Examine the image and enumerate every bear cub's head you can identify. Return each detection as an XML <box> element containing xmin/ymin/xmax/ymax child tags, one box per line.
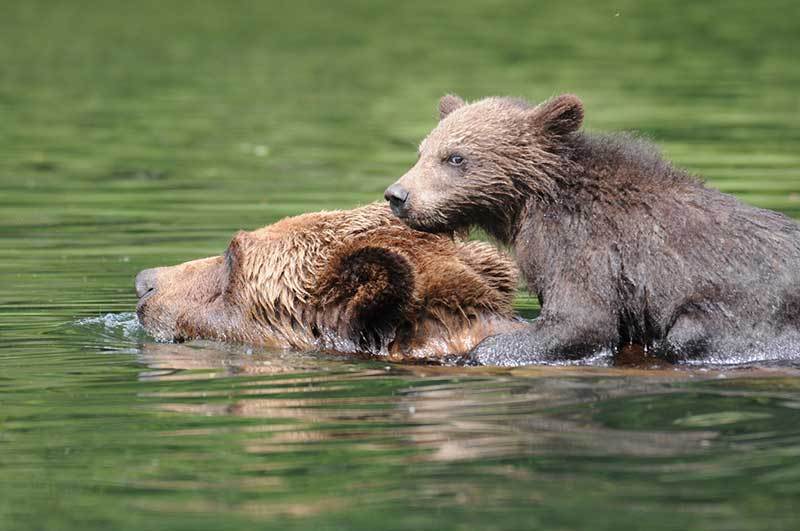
<box><xmin>385</xmin><ymin>93</ymin><xmax>584</xmax><ymax>241</ymax></box>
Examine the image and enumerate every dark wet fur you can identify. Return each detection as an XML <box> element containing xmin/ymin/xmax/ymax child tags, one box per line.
<box><xmin>494</xmin><ymin>130</ymin><xmax>800</xmax><ymax>365</ymax></box>
<box><xmin>391</xmin><ymin>95</ymin><xmax>800</xmax><ymax>366</ymax></box>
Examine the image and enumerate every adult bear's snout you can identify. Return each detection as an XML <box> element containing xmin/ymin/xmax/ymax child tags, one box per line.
<box><xmin>384</xmin><ymin>183</ymin><xmax>409</xmax><ymax>216</ymax></box>
<box><xmin>135</xmin><ymin>268</ymin><xmax>160</xmax><ymax>299</ymax></box>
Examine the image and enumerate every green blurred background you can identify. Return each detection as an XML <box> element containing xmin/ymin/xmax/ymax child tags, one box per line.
<box><xmin>3</xmin><ymin>0</ymin><xmax>798</xmax><ymax>236</ymax></box>
<box><xmin>1</xmin><ymin>1</ymin><xmax>799</xmax><ymax>530</ymax></box>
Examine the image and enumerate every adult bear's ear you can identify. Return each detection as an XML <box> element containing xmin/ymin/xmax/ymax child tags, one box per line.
<box><xmin>315</xmin><ymin>244</ymin><xmax>416</xmax><ymax>352</ymax></box>
<box><xmin>529</xmin><ymin>94</ymin><xmax>584</xmax><ymax>136</ymax></box>
<box><xmin>439</xmin><ymin>94</ymin><xmax>465</xmax><ymax>120</ymax></box>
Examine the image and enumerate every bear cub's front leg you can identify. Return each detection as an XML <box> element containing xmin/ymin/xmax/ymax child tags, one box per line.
<box><xmin>469</xmin><ymin>306</ymin><xmax>619</xmax><ymax>366</ymax></box>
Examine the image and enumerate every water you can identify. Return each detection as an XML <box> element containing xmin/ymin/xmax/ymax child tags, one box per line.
<box><xmin>2</xmin><ymin>0</ymin><xmax>799</xmax><ymax>529</ymax></box>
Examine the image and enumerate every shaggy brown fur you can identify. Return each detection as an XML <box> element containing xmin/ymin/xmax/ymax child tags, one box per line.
<box><xmin>385</xmin><ymin>94</ymin><xmax>800</xmax><ymax>366</ymax></box>
<box><xmin>135</xmin><ymin>203</ymin><xmax>522</xmax><ymax>361</ymax></box>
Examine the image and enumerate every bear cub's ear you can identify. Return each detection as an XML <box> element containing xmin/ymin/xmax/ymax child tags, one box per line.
<box><xmin>529</xmin><ymin>94</ymin><xmax>584</xmax><ymax>136</ymax></box>
<box><xmin>439</xmin><ymin>94</ymin><xmax>465</xmax><ymax>120</ymax></box>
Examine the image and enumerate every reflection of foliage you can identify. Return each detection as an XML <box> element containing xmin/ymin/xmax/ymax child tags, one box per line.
<box><xmin>583</xmin><ymin>390</ymin><xmax>800</xmax><ymax>436</ymax></box>
<box><xmin>2</xmin><ymin>0</ymin><xmax>800</xmax><ymax>529</ymax></box>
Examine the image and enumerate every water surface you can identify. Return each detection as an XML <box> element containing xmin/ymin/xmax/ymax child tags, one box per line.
<box><xmin>2</xmin><ymin>1</ymin><xmax>800</xmax><ymax>529</ymax></box>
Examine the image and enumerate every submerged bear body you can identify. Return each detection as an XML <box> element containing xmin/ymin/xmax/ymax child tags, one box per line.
<box><xmin>135</xmin><ymin>203</ymin><xmax>522</xmax><ymax>361</ymax></box>
<box><xmin>385</xmin><ymin>94</ymin><xmax>800</xmax><ymax>365</ymax></box>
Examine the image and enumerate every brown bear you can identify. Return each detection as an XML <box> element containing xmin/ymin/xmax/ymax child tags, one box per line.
<box><xmin>384</xmin><ymin>94</ymin><xmax>800</xmax><ymax>366</ymax></box>
<box><xmin>134</xmin><ymin>203</ymin><xmax>522</xmax><ymax>361</ymax></box>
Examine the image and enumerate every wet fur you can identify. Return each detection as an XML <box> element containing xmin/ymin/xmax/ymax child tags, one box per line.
<box><xmin>136</xmin><ymin>203</ymin><xmax>522</xmax><ymax>361</ymax></box>
<box><xmin>388</xmin><ymin>94</ymin><xmax>800</xmax><ymax>365</ymax></box>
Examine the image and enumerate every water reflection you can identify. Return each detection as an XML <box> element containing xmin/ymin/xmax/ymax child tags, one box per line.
<box><xmin>3</xmin><ymin>0</ymin><xmax>799</xmax><ymax>526</ymax></box>
<box><xmin>136</xmin><ymin>341</ymin><xmax>800</xmax><ymax>466</ymax></box>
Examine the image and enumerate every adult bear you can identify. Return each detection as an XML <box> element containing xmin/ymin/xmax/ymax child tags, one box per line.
<box><xmin>135</xmin><ymin>203</ymin><xmax>522</xmax><ymax>361</ymax></box>
<box><xmin>385</xmin><ymin>94</ymin><xmax>800</xmax><ymax>366</ymax></box>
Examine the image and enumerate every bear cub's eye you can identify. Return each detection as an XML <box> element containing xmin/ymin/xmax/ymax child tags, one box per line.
<box><xmin>446</xmin><ymin>154</ymin><xmax>465</xmax><ymax>167</ymax></box>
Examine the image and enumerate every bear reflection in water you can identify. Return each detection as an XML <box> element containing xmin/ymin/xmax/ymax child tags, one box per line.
<box><xmin>135</xmin><ymin>203</ymin><xmax>524</xmax><ymax>362</ymax></box>
<box><xmin>138</xmin><ymin>342</ymin><xmax>732</xmax><ymax>462</ymax></box>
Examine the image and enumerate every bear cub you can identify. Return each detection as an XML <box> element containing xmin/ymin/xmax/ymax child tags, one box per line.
<box><xmin>385</xmin><ymin>94</ymin><xmax>800</xmax><ymax>366</ymax></box>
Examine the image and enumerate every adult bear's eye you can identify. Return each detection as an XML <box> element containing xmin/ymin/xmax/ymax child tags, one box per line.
<box><xmin>446</xmin><ymin>154</ymin><xmax>465</xmax><ymax>166</ymax></box>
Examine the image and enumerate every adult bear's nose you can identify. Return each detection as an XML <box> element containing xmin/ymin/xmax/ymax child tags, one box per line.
<box><xmin>384</xmin><ymin>183</ymin><xmax>409</xmax><ymax>215</ymax></box>
<box><xmin>135</xmin><ymin>268</ymin><xmax>159</xmax><ymax>298</ymax></box>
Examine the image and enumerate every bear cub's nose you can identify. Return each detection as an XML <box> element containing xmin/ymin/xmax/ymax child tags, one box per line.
<box><xmin>135</xmin><ymin>268</ymin><xmax>159</xmax><ymax>299</ymax></box>
<box><xmin>384</xmin><ymin>184</ymin><xmax>410</xmax><ymax>215</ymax></box>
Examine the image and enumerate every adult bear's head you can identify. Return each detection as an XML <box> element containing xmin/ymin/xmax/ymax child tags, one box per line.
<box><xmin>135</xmin><ymin>203</ymin><xmax>521</xmax><ymax>360</ymax></box>
<box><xmin>384</xmin><ymin>94</ymin><xmax>584</xmax><ymax>242</ymax></box>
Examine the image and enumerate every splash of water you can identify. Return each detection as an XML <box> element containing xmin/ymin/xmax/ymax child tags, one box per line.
<box><xmin>75</xmin><ymin>312</ymin><xmax>148</xmax><ymax>341</ymax></box>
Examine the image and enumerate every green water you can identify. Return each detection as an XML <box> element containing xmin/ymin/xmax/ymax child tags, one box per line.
<box><xmin>2</xmin><ymin>1</ymin><xmax>800</xmax><ymax>529</ymax></box>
